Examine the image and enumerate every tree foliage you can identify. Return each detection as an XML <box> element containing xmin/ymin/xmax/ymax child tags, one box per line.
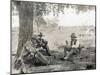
<box><xmin>12</xmin><ymin>1</ymin><xmax>95</xmax><ymax>17</ymax></box>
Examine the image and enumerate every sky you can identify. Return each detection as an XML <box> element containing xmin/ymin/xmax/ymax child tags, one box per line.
<box><xmin>44</xmin><ymin>7</ymin><xmax>95</xmax><ymax>27</ymax></box>
<box><xmin>12</xmin><ymin>5</ymin><xmax>95</xmax><ymax>27</ymax></box>
<box><xmin>58</xmin><ymin>7</ymin><xmax>95</xmax><ymax>26</ymax></box>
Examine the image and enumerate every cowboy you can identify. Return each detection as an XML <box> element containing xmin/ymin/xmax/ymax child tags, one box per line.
<box><xmin>22</xmin><ymin>34</ymin><xmax>49</xmax><ymax>64</ymax></box>
<box><xmin>36</xmin><ymin>32</ymin><xmax>51</xmax><ymax>56</ymax></box>
<box><xmin>64</xmin><ymin>33</ymin><xmax>80</xmax><ymax>60</ymax></box>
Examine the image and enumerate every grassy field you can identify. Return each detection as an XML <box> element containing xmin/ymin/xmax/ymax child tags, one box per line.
<box><xmin>11</xmin><ymin>26</ymin><xmax>96</xmax><ymax>74</ymax></box>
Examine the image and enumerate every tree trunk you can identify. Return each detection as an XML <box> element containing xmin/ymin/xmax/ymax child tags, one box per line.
<box><xmin>16</xmin><ymin>2</ymin><xmax>33</xmax><ymax>57</ymax></box>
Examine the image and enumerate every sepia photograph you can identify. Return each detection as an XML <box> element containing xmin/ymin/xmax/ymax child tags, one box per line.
<box><xmin>11</xmin><ymin>0</ymin><xmax>96</xmax><ymax>74</ymax></box>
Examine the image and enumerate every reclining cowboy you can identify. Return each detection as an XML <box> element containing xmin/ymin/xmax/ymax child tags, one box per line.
<box><xmin>14</xmin><ymin>34</ymin><xmax>49</xmax><ymax>73</ymax></box>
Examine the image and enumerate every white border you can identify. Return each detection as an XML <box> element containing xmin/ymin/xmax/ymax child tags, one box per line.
<box><xmin>0</xmin><ymin>0</ymin><xmax>100</xmax><ymax>75</ymax></box>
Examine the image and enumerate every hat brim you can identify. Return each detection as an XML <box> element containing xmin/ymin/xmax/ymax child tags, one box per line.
<box><xmin>71</xmin><ymin>36</ymin><xmax>77</xmax><ymax>38</ymax></box>
<box><xmin>38</xmin><ymin>35</ymin><xmax>44</xmax><ymax>36</ymax></box>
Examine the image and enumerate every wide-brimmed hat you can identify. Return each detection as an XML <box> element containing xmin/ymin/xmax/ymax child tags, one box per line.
<box><xmin>38</xmin><ymin>32</ymin><xmax>44</xmax><ymax>37</ymax></box>
<box><xmin>71</xmin><ymin>33</ymin><xmax>77</xmax><ymax>38</ymax></box>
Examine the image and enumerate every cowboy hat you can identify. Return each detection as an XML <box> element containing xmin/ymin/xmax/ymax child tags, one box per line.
<box><xmin>71</xmin><ymin>33</ymin><xmax>77</xmax><ymax>38</ymax></box>
<box><xmin>38</xmin><ymin>32</ymin><xmax>44</xmax><ymax>37</ymax></box>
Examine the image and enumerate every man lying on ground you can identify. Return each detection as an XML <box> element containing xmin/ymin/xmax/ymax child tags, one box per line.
<box><xmin>14</xmin><ymin>34</ymin><xmax>49</xmax><ymax>73</ymax></box>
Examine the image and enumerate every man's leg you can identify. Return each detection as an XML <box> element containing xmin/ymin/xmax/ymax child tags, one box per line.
<box><xmin>35</xmin><ymin>51</ymin><xmax>49</xmax><ymax>65</ymax></box>
<box><xmin>64</xmin><ymin>47</ymin><xmax>67</xmax><ymax>57</ymax></box>
<box><xmin>64</xmin><ymin>48</ymin><xmax>74</xmax><ymax>60</ymax></box>
<box><xmin>44</xmin><ymin>45</ymin><xmax>51</xmax><ymax>56</ymax></box>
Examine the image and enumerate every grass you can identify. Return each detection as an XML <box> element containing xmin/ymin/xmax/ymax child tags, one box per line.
<box><xmin>11</xmin><ymin>26</ymin><xmax>96</xmax><ymax>74</ymax></box>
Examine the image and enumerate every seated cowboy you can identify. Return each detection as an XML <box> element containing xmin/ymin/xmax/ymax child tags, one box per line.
<box><xmin>64</xmin><ymin>33</ymin><xmax>80</xmax><ymax>60</ymax></box>
<box><xmin>36</xmin><ymin>32</ymin><xmax>51</xmax><ymax>56</ymax></box>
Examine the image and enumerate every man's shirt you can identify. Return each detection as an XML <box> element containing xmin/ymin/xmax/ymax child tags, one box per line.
<box><xmin>71</xmin><ymin>40</ymin><xmax>80</xmax><ymax>48</ymax></box>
